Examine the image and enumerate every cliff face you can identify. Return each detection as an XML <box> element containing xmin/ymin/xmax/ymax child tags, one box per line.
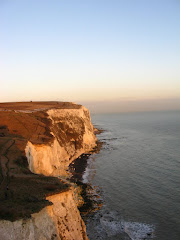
<box><xmin>0</xmin><ymin>102</ymin><xmax>97</xmax><ymax>240</ymax></box>
<box><xmin>25</xmin><ymin>106</ymin><xmax>97</xmax><ymax>177</ymax></box>
<box><xmin>0</xmin><ymin>189</ymin><xmax>88</xmax><ymax>240</ymax></box>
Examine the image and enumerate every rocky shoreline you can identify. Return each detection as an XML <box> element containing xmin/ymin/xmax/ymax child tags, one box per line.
<box><xmin>69</xmin><ymin>140</ymin><xmax>103</xmax><ymax>216</ymax></box>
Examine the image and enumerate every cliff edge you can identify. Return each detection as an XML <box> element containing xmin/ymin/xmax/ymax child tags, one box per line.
<box><xmin>0</xmin><ymin>102</ymin><xmax>97</xmax><ymax>240</ymax></box>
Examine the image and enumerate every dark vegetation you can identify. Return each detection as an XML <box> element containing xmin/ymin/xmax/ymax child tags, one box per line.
<box><xmin>0</xmin><ymin>176</ymin><xmax>69</xmax><ymax>221</ymax></box>
<box><xmin>53</xmin><ymin>116</ymin><xmax>85</xmax><ymax>151</ymax></box>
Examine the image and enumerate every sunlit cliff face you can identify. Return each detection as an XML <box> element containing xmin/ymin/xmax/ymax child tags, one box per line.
<box><xmin>0</xmin><ymin>189</ymin><xmax>88</xmax><ymax>240</ymax></box>
<box><xmin>25</xmin><ymin>107</ymin><xmax>97</xmax><ymax>177</ymax></box>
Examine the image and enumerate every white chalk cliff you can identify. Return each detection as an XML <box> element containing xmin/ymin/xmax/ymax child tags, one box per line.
<box><xmin>0</xmin><ymin>104</ymin><xmax>97</xmax><ymax>240</ymax></box>
<box><xmin>25</xmin><ymin>106</ymin><xmax>97</xmax><ymax>177</ymax></box>
<box><xmin>0</xmin><ymin>189</ymin><xmax>88</xmax><ymax>240</ymax></box>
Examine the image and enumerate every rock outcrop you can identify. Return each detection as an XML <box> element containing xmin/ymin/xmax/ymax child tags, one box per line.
<box><xmin>25</xmin><ymin>106</ymin><xmax>97</xmax><ymax>177</ymax></box>
<box><xmin>0</xmin><ymin>102</ymin><xmax>97</xmax><ymax>240</ymax></box>
<box><xmin>0</xmin><ymin>189</ymin><xmax>88</xmax><ymax>240</ymax></box>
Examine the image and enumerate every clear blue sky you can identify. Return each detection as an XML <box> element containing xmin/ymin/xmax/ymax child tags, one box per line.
<box><xmin>0</xmin><ymin>0</ymin><xmax>180</xmax><ymax>111</ymax></box>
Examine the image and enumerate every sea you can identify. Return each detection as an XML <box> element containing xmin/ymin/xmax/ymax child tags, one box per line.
<box><xmin>82</xmin><ymin>110</ymin><xmax>180</xmax><ymax>240</ymax></box>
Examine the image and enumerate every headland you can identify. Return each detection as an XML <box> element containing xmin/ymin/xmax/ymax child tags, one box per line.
<box><xmin>0</xmin><ymin>101</ymin><xmax>98</xmax><ymax>240</ymax></box>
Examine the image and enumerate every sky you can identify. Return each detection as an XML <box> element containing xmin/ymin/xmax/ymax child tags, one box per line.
<box><xmin>0</xmin><ymin>0</ymin><xmax>180</xmax><ymax>112</ymax></box>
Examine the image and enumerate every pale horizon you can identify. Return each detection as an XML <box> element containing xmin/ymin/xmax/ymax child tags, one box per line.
<box><xmin>80</xmin><ymin>98</ymin><xmax>180</xmax><ymax>114</ymax></box>
<box><xmin>0</xmin><ymin>98</ymin><xmax>180</xmax><ymax>114</ymax></box>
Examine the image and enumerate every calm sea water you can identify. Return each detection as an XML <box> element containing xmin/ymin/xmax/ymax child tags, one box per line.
<box><xmin>83</xmin><ymin>111</ymin><xmax>180</xmax><ymax>240</ymax></box>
